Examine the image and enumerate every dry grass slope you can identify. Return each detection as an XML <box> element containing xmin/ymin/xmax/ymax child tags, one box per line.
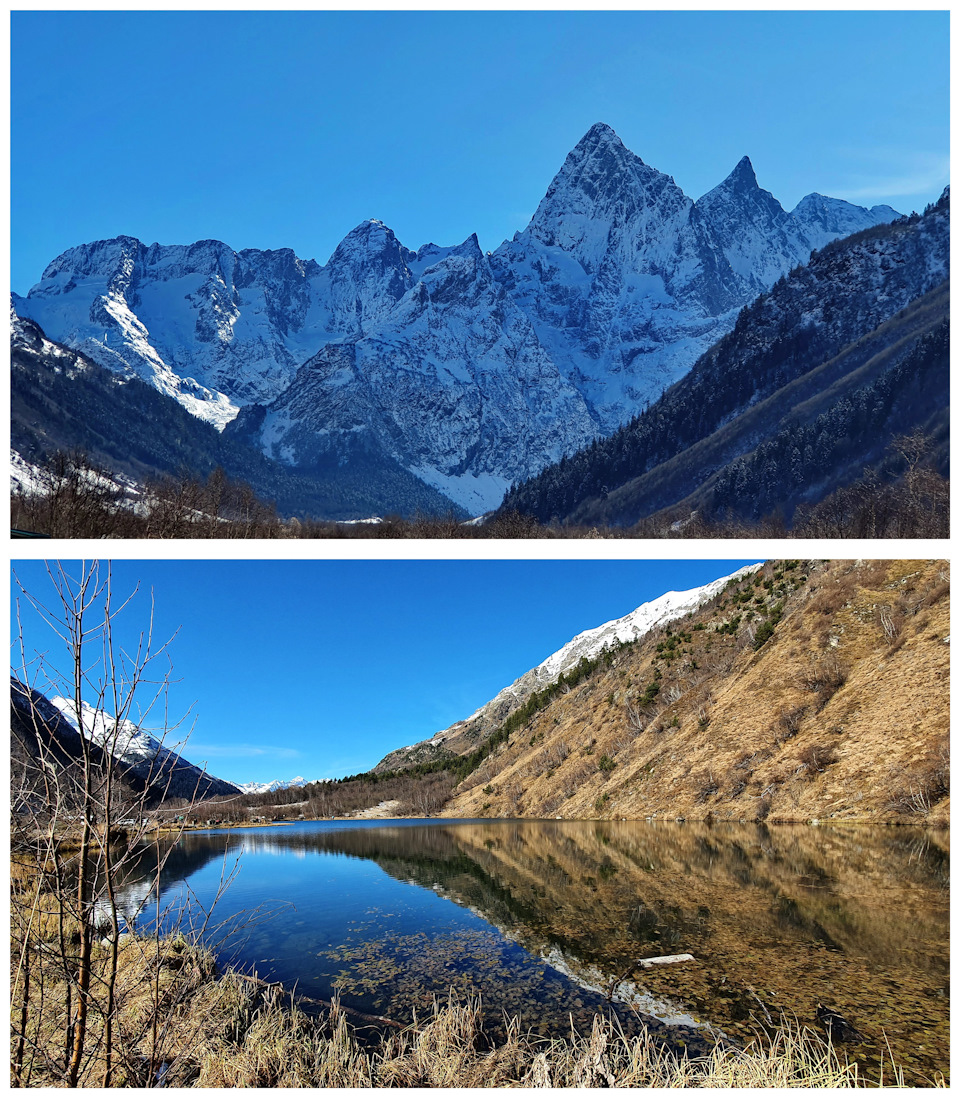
<box><xmin>442</xmin><ymin>560</ymin><xmax>949</xmax><ymax>825</ymax></box>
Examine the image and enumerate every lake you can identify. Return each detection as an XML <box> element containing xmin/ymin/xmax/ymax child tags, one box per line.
<box><xmin>119</xmin><ymin>819</ymin><xmax>948</xmax><ymax>1085</ymax></box>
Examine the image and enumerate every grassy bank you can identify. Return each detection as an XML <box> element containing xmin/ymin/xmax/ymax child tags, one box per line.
<box><xmin>11</xmin><ymin>879</ymin><xmax>937</xmax><ymax>1088</ymax></box>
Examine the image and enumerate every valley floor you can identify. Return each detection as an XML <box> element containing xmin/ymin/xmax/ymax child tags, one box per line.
<box><xmin>10</xmin><ymin>450</ymin><xmax>948</xmax><ymax>539</ymax></box>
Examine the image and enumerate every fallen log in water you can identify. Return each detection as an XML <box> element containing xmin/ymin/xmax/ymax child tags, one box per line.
<box><xmin>637</xmin><ymin>953</ymin><xmax>695</xmax><ymax>968</ymax></box>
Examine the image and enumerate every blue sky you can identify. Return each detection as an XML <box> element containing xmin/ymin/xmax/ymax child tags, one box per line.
<box><xmin>11</xmin><ymin>558</ymin><xmax>758</xmax><ymax>785</ymax></box>
<box><xmin>11</xmin><ymin>10</ymin><xmax>948</xmax><ymax>294</ymax></box>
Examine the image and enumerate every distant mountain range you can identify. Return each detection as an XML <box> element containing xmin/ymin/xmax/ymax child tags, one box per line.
<box><xmin>11</xmin><ymin>123</ymin><xmax>903</xmax><ymax>517</ymax></box>
<box><xmin>237</xmin><ymin>776</ymin><xmax>318</xmax><ymax>795</ymax></box>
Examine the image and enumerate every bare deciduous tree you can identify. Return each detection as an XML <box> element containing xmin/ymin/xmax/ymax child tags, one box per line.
<box><xmin>10</xmin><ymin>561</ymin><xmax>229</xmax><ymax>1086</ymax></box>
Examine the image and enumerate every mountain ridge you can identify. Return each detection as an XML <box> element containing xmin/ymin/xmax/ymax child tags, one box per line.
<box><xmin>374</xmin><ymin>563</ymin><xmax>761</xmax><ymax>773</ymax></box>
<box><xmin>432</xmin><ymin>559</ymin><xmax>949</xmax><ymax>826</ymax></box>
<box><xmin>13</xmin><ymin>123</ymin><xmax>901</xmax><ymax>513</ymax></box>
<box><xmin>10</xmin><ymin>678</ymin><xmax>240</xmax><ymax>805</ymax></box>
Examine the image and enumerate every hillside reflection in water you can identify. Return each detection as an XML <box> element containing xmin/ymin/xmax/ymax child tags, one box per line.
<box><xmin>129</xmin><ymin>819</ymin><xmax>947</xmax><ymax>1084</ymax></box>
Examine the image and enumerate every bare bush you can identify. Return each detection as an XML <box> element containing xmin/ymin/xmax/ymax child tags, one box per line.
<box><xmin>544</xmin><ymin>741</ymin><xmax>570</xmax><ymax>770</ymax></box>
<box><xmin>886</xmin><ymin>740</ymin><xmax>949</xmax><ymax>816</ymax></box>
<box><xmin>796</xmin><ymin>742</ymin><xmax>840</xmax><ymax>778</ymax></box>
<box><xmin>625</xmin><ymin>702</ymin><xmax>645</xmax><ymax>734</ymax></box>
<box><xmin>694</xmin><ymin>772</ymin><xmax>720</xmax><ymax>804</ymax></box>
<box><xmin>796</xmin><ymin>657</ymin><xmax>847</xmax><ymax>711</ymax></box>
<box><xmin>776</xmin><ymin>705</ymin><xmax>807</xmax><ymax>742</ymax></box>
<box><xmin>10</xmin><ymin>562</ymin><xmax>228</xmax><ymax>1086</ymax></box>
<box><xmin>877</xmin><ymin>603</ymin><xmax>904</xmax><ymax>643</ymax></box>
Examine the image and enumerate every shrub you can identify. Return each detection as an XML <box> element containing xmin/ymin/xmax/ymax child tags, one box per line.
<box><xmin>777</xmin><ymin>705</ymin><xmax>807</xmax><ymax>741</ymax></box>
<box><xmin>886</xmin><ymin>740</ymin><xmax>949</xmax><ymax>814</ymax></box>
<box><xmin>639</xmin><ymin>681</ymin><xmax>661</xmax><ymax>707</ymax></box>
<box><xmin>694</xmin><ymin>774</ymin><xmax>720</xmax><ymax>804</ymax></box>
<box><xmin>753</xmin><ymin>602</ymin><xmax>784</xmax><ymax>650</ymax></box>
<box><xmin>797</xmin><ymin>742</ymin><xmax>839</xmax><ymax>777</ymax></box>
<box><xmin>797</xmin><ymin>658</ymin><xmax>847</xmax><ymax>710</ymax></box>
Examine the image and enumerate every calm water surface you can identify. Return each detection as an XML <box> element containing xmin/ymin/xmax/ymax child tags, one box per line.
<box><xmin>122</xmin><ymin>819</ymin><xmax>947</xmax><ymax>1084</ymax></box>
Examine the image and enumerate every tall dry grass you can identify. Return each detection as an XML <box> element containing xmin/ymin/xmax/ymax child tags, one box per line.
<box><xmin>12</xmin><ymin>897</ymin><xmax>940</xmax><ymax>1089</ymax></box>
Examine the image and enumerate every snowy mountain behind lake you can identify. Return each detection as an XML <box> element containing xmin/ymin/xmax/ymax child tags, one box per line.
<box><xmin>13</xmin><ymin>124</ymin><xmax>899</xmax><ymax>513</ymax></box>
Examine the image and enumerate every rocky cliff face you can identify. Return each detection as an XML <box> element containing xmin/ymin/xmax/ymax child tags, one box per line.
<box><xmin>245</xmin><ymin>235</ymin><xmax>598</xmax><ymax>511</ymax></box>
<box><xmin>501</xmin><ymin>189</ymin><xmax>949</xmax><ymax>527</ymax></box>
<box><xmin>13</xmin><ymin>124</ymin><xmax>900</xmax><ymax>512</ymax></box>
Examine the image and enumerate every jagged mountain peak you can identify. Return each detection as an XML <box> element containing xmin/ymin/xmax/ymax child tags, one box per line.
<box><xmin>722</xmin><ymin>155</ymin><xmax>758</xmax><ymax>190</ymax></box>
<box><xmin>696</xmin><ymin>157</ymin><xmax>782</xmax><ymax>215</ymax></box>
<box><xmin>414</xmin><ymin>233</ymin><xmax>483</xmax><ymax>269</ymax></box>
<box><xmin>572</xmin><ymin>121</ymin><xmax>626</xmax><ymax>153</ymax></box>
<box><xmin>522</xmin><ymin>124</ymin><xmax>692</xmax><ymax>280</ymax></box>
<box><xmin>330</xmin><ymin>218</ymin><xmax>410</xmax><ymax>260</ymax></box>
<box><xmin>545</xmin><ymin>122</ymin><xmax>671</xmax><ymax>204</ymax></box>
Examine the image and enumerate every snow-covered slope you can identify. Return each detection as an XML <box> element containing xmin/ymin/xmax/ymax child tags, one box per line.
<box><xmin>375</xmin><ymin>563</ymin><xmax>761</xmax><ymax>771</ymax></box>
<box><xmin>48</xmin><ymin>696</ymin><xmax>240</xmax><ymax>798</ymax></box>
<box><xmin>534</xmin><ymin>564</ymin><xmax>761</xmax><ymax>681</ymax></box>
<box><xmin>14</xmin><ymin>124</ymin><xmax>900</xmax><ymax>513</ymax></box>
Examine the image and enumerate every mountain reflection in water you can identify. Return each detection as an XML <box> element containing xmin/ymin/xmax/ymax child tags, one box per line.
<box><xmin>124</xmin><ymin>819</ymin><xmax>947</xmax><ymax>1084</ymax></box>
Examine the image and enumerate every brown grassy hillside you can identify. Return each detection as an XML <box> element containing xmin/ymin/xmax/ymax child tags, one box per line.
<box><xmin>442</xmin><ymin>560</ymin><xmax>949</xmax><ymax>825</ymax></box>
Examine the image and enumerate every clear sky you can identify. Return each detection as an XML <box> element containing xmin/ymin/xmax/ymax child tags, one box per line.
<box><xmin>11</xmin><ymin>10</ymin><xmax>948</xmax><ymax>294</ymax></box>
<box><xmin>11</xmin><ymin>558</ymin><xmax>758</xmax><ymax>786</ymax></box>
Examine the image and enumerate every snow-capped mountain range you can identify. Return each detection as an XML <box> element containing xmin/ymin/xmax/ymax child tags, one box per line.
<box><xmin>237</xmin><ymin>776</ymin><xmax>319</xmax><ymax>795</ymax></box>
<box><xmin>13</xmin><ymin>123</ymin><xmax>899</xmax><ymax>512</ymax></box>
<box><xmin>501</xmin><ymin>187</ymin><xmax>950</xmax><ymax>527</ymax></box>
<box><xmin>376</xmin><ymin>563</ymin><xmax>761</xmax><ymax>771</ymax></box>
